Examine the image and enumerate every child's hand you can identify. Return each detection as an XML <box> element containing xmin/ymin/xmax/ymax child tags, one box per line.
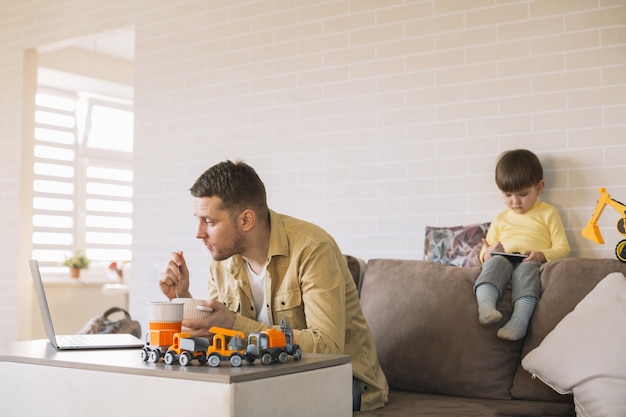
<box><xmin>483</xmin><ymin>239</ymin><xmax>504</xmax><ymax>253</ymax></box>
<box><xmin>482</xmin><ymin>239</ymin><xmax>504</xmax><ymax>261</ymax></box>
<box><xmin>523</xmin><ymin>250</ymin><xmax>546</xmax><ymax>263</ymax></box>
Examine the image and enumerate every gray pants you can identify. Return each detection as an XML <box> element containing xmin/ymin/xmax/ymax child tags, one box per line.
<box><xmin>473</xmin><ymin>255</ymin><xmax>541</xmax><ymax>302</ymax></box>
<box><xmin>353</xmin><ymin>377</ymin><xmax>362</xmax><ymax>411</ymax></box>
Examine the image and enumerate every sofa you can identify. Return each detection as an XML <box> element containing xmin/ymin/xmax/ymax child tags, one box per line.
<box><xmin>348</xmin><ymin>256</ymin><xmax>626</xmax><ymax>417</ymax></box>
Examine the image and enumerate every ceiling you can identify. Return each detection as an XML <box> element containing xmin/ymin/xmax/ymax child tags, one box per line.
<box><xmin>39</xmin><ymin>27</ymin><xmax>134</xmax><ymax>62</ymax></box>
<box><xmin>36</xmin><ymin>27</ymin><xmax>134</xmax><ymax>99</ymax></box>
<box><xmin>71</xmin><ymin>29</ymin><xmax>134</xmax><ymax>62</ymax></box>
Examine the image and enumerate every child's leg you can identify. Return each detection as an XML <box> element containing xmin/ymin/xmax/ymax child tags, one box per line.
<box><xmin>497</xmin><ymin>296</ymin><xmax>536</xmax><ymax>340</ymax></box>
<box><xmin>474</xmin><ymin>256</ymin><xmax>513</xmax><ymax>325</ymax></box>
<box><xmin>497</xmin><ymin>261</ymin><xmax>541</xmax><ymax>341</ymax></box>
<box><xmin>476</xmin><ymin>283</ymin><xmax>502</xmax><ymax>325</ymax></box>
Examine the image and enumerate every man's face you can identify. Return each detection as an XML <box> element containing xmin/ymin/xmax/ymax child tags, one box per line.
<box><xmin>193</xmin><ymin>196</ymin><xmax>244</xmax><ymax>261</ymax></box>
<box><xmin>500</xmin><ymin>180</ymin><xmax>544</xmax><ymax>214</ymax></box>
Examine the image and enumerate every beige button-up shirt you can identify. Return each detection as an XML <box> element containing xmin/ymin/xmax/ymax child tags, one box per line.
<box><xmin>206</xmin><ymin>210</ymin><xmax>388</xmax><ymax>410</ymax></box>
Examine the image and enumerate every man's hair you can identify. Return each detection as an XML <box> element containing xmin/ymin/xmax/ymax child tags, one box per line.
<box><xmin>189</xmin><ymin>160</ymin><xmax>269</xmax><ymax>220</ymax></box>
<box><xmin>495</xmin><ymin>149</ymin><xmax>543</xmax><ymax>192</ymax></box>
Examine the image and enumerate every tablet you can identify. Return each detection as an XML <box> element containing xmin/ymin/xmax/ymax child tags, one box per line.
<box><xmin>491</xmin><ymin>252</ymin><xmax>528</xmax><ymax>261</ymax></box>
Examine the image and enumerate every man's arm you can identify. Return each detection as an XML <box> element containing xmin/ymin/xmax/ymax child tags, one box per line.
<box><xmin>292</xmin><ymin>242</ymin><xmax>347</xmax><ymax>354</ymax></box>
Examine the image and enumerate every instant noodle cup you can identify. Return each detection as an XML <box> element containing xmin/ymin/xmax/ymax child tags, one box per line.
<box><xmin>172</xmin><ymin>298</ymin><xmax>213</xmax><ymax>320</ymax></box>
<box><xmin>148</xmin><ymin>301</ymin><xmax>183</xmax><ymax>322</ymax></box>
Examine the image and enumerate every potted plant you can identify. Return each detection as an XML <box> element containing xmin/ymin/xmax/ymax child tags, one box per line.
<box><xmin>62</xmin><ymin>250</ymin><xmax>90</xmax><ymax>278</ymax></box>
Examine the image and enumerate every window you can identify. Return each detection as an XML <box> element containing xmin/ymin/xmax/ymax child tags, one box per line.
<box><xmin>32</xmin><ymin>87</ymin><xmax>133</xmax><ymax>275</ymax></box>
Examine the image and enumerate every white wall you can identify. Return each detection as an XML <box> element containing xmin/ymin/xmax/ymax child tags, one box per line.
<box><xmin>2</xmin><ymin>0</ymin><xmax>625</xmax><ymax>342</ymax></box>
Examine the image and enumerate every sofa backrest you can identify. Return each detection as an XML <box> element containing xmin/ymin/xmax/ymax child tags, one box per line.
<box><xmin>359</xmin><ymin>256</ymin><xmax>626</xmax><ymax>403</ymax></box>
<box><xmin>359</xmin><ymin>258</ymin><xmax>522</xmax><ymax>400</ymax></box>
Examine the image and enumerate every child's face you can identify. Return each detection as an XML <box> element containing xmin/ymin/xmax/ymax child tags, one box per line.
<box><xmin>500</xmin><ymin>180</ymin><xmax>545</xmax><ymax>214</ymax></box>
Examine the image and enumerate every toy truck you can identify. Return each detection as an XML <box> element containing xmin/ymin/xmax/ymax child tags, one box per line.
<box><xmin>164</xmin><ymin>327</ymin><xmax>246</xmax><ymax>367</ymax></box>
<box><xmin>245</xmin><ymin>319</ymin><xmax>302</xmax><ymax>365</ymax></box>
<box><xmin>582</xmin><ymin>187</ymin><xmax>626</xmax><ymax>262</ymax></box>
<box><xmin>163</xmin><ymin>333</ymin><xmax>209</xmax><ymax>366</ymax></box>
<box><xmin>141</xmin><ymin>301</ymin><xmax>185</xmax><ymax>363</ymax></box>
<box><xmin>205</xmin><ymin>327</ymin><xmax>246</xmax><ymax>367</ymax></box>
<box><xmin>140</xmin><ymin>320</ymin><xmax>182</xmax><ymax>363</ymax></box>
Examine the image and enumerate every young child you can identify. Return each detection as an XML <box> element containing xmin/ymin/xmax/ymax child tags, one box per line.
<box><xmin>475</xmin><ymin>149</ymin><xmax>570</xmax><ymax>341</ymax></box>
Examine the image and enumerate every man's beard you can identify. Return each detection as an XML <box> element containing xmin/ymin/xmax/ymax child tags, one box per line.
<box><xmin>210</xmin><ymin>230</ymin><xmax>245</xmax><ymax>261</ymax></box>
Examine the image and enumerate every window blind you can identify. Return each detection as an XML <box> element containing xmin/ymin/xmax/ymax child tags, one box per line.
<box><xmin>32</xmin><ymin>87</ymin><xmax>133</xmax><ymax>275</ymax></box>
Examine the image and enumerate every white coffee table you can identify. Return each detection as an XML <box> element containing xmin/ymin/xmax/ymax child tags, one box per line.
<box><xmin>0</xmin><ymin>339</ymin><xmax>352</xmax><ymax>417</ymax></box>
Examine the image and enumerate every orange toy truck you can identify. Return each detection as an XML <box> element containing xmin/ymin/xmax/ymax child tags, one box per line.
<box><xmin>140</xmin><ymin>320</ymin><xmax>182</xmax><ymax>363</ymax></box>
<box><xmin>163</xmin><ymin>333</ymin><xmax>210</xmax><ymax>366</ymax></box>
<box><xmin>245</xmin><ymin>319</ymin><xmax>302</xmax><ymax>365</ymax></box>
<box><xmin>140</xmin><ymin>301</ymin><xmax>184</xmax><ymax>363</ymax></box>
<box><xmin>168</xmin><ymin>327</ymin><xmax>246</xmax><ymax>367</ymax></box>
<box><xmin>205</xmin><ymin>327</ymin><xmax>246</xmax><ymax>367</ymax></box>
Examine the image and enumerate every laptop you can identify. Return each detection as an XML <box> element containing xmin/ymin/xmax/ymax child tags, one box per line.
<box><xmin>29</xmin><ymin>259</ymin><xmax>145</xmax><ymax>350</ymax></box>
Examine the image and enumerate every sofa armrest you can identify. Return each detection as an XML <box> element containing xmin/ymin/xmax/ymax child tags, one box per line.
<box><xmin>344</xmin><ymin>254</ymin><xmax>366</xmax><ymax>295</ymax></box>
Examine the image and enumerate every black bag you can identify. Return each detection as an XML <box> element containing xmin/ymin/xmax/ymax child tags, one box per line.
<box><xmin>78</xmin><ymin>307</ymin><xmax>141</xmax><ymax>338</ymax></box>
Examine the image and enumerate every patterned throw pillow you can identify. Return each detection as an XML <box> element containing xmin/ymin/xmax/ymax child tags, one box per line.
<box><xmin>424</xmin><ymin>223</ymin><xmax>490</xmax><ymax>267</ymax></box>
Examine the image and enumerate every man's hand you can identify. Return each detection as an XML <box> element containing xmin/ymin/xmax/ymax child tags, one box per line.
<box><xmin>158</xmin><ymin>251</ymin><xmax>192</xmax><ymax>300</ymax></box>
<box><xmin>181</xmin><ymin>300</ymin><xmax>237</xmax><ymax>338</ymax></box>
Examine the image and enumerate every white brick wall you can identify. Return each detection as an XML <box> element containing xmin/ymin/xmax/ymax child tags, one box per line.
<box><xmin>1</xmin><ymin>0</ymin><xmax>625</xmax><ymax>341</ymax></box>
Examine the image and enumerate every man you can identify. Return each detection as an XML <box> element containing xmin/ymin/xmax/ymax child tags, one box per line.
<box><xmin>159</xmin><ymin>160</ymin><xmax>388</xmax><ymax>411</ymax></box>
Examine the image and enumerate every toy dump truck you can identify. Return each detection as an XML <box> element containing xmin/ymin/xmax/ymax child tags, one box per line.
<box><xmin>163</xmin><ymin>333</ymin><xmax>210</xmax><ymax>366</ymax></box>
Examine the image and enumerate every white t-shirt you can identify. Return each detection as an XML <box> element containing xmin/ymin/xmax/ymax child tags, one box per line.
<box><xmin>245</xmin><ymin>261</ymin><xmax>270</xmax><ymax>325</ymax></box>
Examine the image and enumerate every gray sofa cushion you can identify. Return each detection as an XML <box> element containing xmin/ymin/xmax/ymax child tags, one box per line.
<box><xmin>355</xmin><ymin>391</ymin><xmax>574</xmax><ymax>416</ymax></box>
<box><xmin>360</xmin><ymin>259</ymin><xmax>523</xmax><ymax>400</ymax></box>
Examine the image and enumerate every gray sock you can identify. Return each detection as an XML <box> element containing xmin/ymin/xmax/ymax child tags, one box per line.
<box><xmin>497</xmin><ymin>296</ymin><xmax>537</xmax><ymax>341</ymax></box>
<box><xmin>475</xmin><ymin>284</ymin><xmax>502</xmax><ymax>325</ymax></box>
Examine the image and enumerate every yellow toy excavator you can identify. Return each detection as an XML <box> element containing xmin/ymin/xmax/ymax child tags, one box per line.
<box><xmin>581</xmin><ymin>187</ymin><xmax>626</xmax><ymax>263</ymax></box>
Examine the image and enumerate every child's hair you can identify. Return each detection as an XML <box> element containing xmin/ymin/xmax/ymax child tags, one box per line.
<box><xmin>495</xmin><ymin>149</ymin><xmax>543</xmax><ymax>192</ymax></box>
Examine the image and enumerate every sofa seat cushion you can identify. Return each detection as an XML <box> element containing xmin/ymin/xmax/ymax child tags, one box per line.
<box><xmin>511</xmin><ymin>258</ymin><xmax>626</xmax><ymax>402</ymax></box>
<box><xmin>353</xmin><ymin>390</ymin><xmax>574</xmax><ymax>417</ymax></box>
<box><xmin>360</xmin><ymin>259</ymin><xmax>522</xmax><ymax>400</ymax></box>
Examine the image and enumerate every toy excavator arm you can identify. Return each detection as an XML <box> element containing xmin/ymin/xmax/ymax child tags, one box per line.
<box><xmin>582</xmin><ymin>188</ymin><xmax>626</xmax><ymax>244</ymax></box>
